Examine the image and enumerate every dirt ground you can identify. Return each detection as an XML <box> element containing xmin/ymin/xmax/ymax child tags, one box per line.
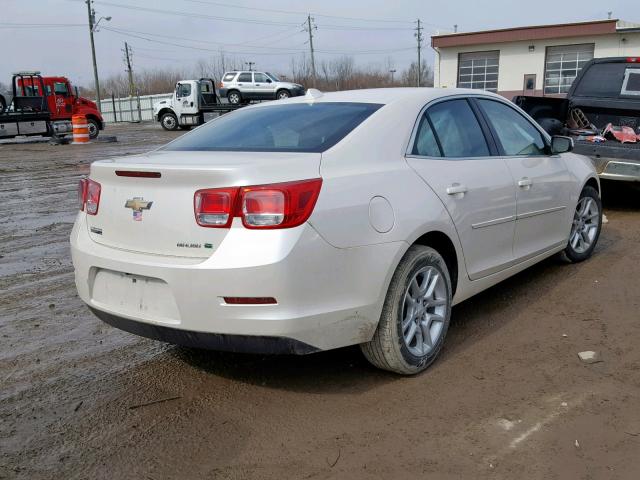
<box><xmin>1</xmin><ymin>122</ymin><xmax>640</xmax><ymax>480</ymax></box>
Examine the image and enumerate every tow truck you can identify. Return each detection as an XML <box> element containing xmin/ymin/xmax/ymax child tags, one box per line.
<box><xmin>0</xmin><ymin>72</ymin><xmax>104</xmax><ymax>140</ymax></box>
<box><xmin>153</xmin><ymin>78</ymin><xmax>244</xmax><ymax>131</ymax></box>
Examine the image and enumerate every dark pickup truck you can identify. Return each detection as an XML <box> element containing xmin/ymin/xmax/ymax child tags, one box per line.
<box><xmin>514</xmin><ymin>57</ymin><xmax>640</xmax><ymax>182</ymax></box>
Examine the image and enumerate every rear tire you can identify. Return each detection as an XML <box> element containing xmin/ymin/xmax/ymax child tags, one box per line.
<box><xmin>227</xmin><ymin>91</ymin><xmax>242</xmax><ymax>105</ymax></box>
<box><xmin>361</xmin><ymin>245</ymin><xmax>452</xmax><ymax>375</ymax></box>
<box><xmin>160</xmin><ymin>112</ymin><xmax>179</xmax><ymax>131</ymax></box>
<box><xmin>564</xmin><ymin>185</ymin><xmax>602</xmax><ymax>263</ymax></box>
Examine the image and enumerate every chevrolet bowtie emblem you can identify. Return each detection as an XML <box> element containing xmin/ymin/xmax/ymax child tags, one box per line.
<box><xmin>125</xmin><ymin>197</ymin><xmax>153</xmax><ymax>221</ymax></box>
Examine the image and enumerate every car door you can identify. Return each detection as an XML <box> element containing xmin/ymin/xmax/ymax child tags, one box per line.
<box><xmin>252</xmin><ymin>72</ymin><xmax>273</xmax><ymax>100</ymax></box>
<box><xmin>406</xmin><ymin>98</ymin><xmax>517</xmax><ymax>281</ymax></box>
<box><xmin>475</xmin><ymin>98</ymin><xmax>573</xmax><ymax>261</ymax></box>
<box><xmin>236</xmin><ymin>72</ymin><xmax>254</xmax><ymax>98</ymax></box>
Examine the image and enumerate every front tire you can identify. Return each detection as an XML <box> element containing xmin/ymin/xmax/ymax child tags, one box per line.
<box><xmin>276</xmin><ymin>89</ymin><xmax>291</xmax><ymax>100</ymax></box>
<box><xmin>160</xmin><ymin>112</ymin><xmax>178</xmax><ymax>131</ymax></box>
<box><xmin>361</xmin><ymin>245</ymin><xmax>452</xmax><ymax>375</ymax></box>
<box><xmin>564</xmin><ymin>185</ymin><xmax>602</xmax><ymax>262</ymax></box>
<box><xmin>87</xmin><ymin>118</ymin><xmax>100</xmax><ymax>139</ymax></box>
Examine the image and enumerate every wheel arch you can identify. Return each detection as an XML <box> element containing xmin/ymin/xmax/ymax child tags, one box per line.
<box><xmin>157</xmin><ymin>107</ymin><xmax>176</xmax><ymax>121</ymax></box>
<box><xmin>411</xmin><ymin>231</ymin><xmax>459</xmax><ymax>296</ymax></box>
<box><xmin>85</xmin><ymin>113</ymin><xmax>103</xmax><ymax>130</ymax></box>
<box><xmin>276</xmin><ymin>88</ymin><xmax>291</xmax><ymax>96</ymax></box>
<box><xmin>584</xmin><ymin>176</ymin><xmax>600</xmax><ymax>194</ymax></box>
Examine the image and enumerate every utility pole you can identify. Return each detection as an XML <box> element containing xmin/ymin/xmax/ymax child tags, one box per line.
<box><xmin>306</xmin><ymin>15</ymin><xmax>317</xmax><ymax>86</ymax></box>
<box><xmin>123</xmin><ymin>42</ymin><xmax>135</xmax><ymax>97</ymax></box>
<box><xmin>245</xmin><ymin>61</ymin><xmax>255</xmax><ymax>71</ymax></box>
<box><xmin>415</xmin><ymin>19</ymin><xmax>424</xmax><ymax>87</ymax></box>
<box><xmin>86</xmin><ymin>0</ymin><xmax>101</xmax><ymax>111</ymax></box>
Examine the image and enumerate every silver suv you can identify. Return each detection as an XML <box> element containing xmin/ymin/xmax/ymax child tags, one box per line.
<box><xmin>218</xmin><ymin>71</ymin><xmax>305</xmax><ymax>104</ymax></box>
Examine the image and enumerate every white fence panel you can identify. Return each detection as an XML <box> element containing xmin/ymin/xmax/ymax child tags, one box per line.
<box><xmin>99</xmin><ymin>93</ymin><xmax>173</xmax><ymax>123</ymax></box>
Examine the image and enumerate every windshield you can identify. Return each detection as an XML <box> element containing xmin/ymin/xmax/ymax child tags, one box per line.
<box><xmin>266</xmin><ymin>72</ymin><xmax>280</xmax><ymax>82</ymax></box>
<box><xmin>163</xmin><ymin>102</ymin><xmax>382</xmax><ymax>153</ymax></box>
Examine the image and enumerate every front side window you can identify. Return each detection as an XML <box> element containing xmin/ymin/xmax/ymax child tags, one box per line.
<box><xmin>457</xmin><ymin>51</ymin><xmax>499</xmax><ymax>92</ymax></box>
<box><xmin>426</xmin><ymin>99</ymin><xmax>490</xmax><ymax>158</ymax></box>
<box><xmin>237</xmin><ymin>72</ymin><xmax>252</xmax><ymax>82</ymax></box>
<box><xmin>477</xmin><ymin>99</ymin><xmax>546</xmax><ymax>156</ymax></box>
<box><xmin>544</xmin><ymin>44</ymin><xmax>594</xmax><ymax>95</ymax></box>
<box><xmin>254</xmin><ymin>73</ymin><xmax>269</xmax><ymax>83</ymax></box>
<box><xmin>54</xmin><ymin>82</ymin><xmax>68</xmax><ymax>95</ymax></box>
<box><xmin>177</xmin><ymin>83</ymin><xmax>191</xmax><ymax>97</ymax></box>
<box><xmin>163</xmin><ymin>102</ymin><xmax>382</xmax><ymax>153</ymax></box>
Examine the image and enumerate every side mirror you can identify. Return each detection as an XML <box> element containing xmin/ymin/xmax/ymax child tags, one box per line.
<box><xmin>551</xmin><ymin>135</ymin><xmax>573</xmax><ymax>154</ymax></box>
<box><xmin>266</xmin><ymin>79</ymin><xmax>272</xmax><ymax>83</ymax></box>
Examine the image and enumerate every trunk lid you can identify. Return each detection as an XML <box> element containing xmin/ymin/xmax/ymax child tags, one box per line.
<box><xmin>86</xmin><ymin>151</ymin><xmax>321</xmax><ymax>257</ymax></box>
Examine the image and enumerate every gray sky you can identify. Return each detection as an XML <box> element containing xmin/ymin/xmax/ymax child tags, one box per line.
<box><xmin>1</xmin><ymin>0</ymin><xmax>636</xmax><ymax>89</ymax></box>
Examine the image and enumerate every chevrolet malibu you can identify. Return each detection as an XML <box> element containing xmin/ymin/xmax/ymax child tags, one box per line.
<box><xmin>71</xmin><ymin>88</ymin><xmax>602</xmax><ymax>374</ymax></box>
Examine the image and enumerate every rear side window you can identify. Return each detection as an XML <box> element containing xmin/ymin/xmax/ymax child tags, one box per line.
<box><xmin>622</xmin><ymin>68</ymin><xmax>640</xmax><ymax>96</ymax></box>
<box><xmin>412</xmin><ymin>115</ymin><xmax>441</xmax><ymax>157</ymax></box>
<box><xmin>477</xmin><ymin>99</ymin><xmax>546</xmax><ymax>156</ymax></box>
<box><xmin>163</xmin><ymin>102</ymin><xmax>382</xmax><ymax>153</ymax></box>
<box><xmin>426</xmin><ymin>99</ymin><xmax>490</xmax><ymax>157</ymax></box>
<box><xmin>223</xmin><ymin>73</ymin><xmax>236</xmax><ymax>82</ymax></box>
<box><xmin>237</xmin><ymin>72</ymin><xmax>252</xmax><ymax>82</ymax></box>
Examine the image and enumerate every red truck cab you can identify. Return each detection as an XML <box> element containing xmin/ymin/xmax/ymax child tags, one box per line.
<box><xmin>16</xmin><ymin>76</ymin><xmax>104</xmax><ymax>138</ymax></box>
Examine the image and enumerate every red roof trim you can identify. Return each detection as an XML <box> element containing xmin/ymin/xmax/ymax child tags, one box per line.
<box><xmin>432</xmin><ymin>19</ymin><xmax>618</xmax><ymax>48</ymax></box>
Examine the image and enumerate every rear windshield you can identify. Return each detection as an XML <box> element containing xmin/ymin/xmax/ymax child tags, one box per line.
<box><xmin>163</xmin><ymin>102</ymin><xmax>382</xmax><ymax>153</ymax></box>
<box><xmin>573</xmin><ymin>63</ymin><xmax>627</xmax><ymax>98</ymax></box>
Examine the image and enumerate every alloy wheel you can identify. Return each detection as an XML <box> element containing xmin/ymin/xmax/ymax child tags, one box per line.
<box><xmin>570</xmin><ymin>197</ymin><xmax>599</xmax><ymax>254</ymax></box>
<box><xmin>401</xmin><ymin>266</ymin><xmax>447</xmax><ymax>356</ymax></box>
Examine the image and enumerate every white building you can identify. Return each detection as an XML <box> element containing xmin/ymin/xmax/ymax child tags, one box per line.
<box><xmin>432</xmin><ymin>19</ymin><xmax>640</xmax><ymax>98</ymax></box>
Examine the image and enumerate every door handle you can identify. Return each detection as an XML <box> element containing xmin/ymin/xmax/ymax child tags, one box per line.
<box><xmin>446</xmin><ymin>184</ymin><xmax>468</xmax><ymax>195</ymax></box>
<box><xmin>518</xmin><ymin>177</ymin><xmax>533</xmax><ymax>188</ymax></box>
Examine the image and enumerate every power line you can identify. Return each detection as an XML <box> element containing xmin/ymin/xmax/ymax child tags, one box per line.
<box><xmin>182</xmin><ymin>0</ymin><xmax>415</xmax><ymax>24</ymax></box>
<box><xmin>101</xmin><ymin>26</ymin><xmax>414</xmax><ymax>57</ymax></box>
<box><xmin>94</xmin><ymin>1</ymin><xmax>302</xmax><ymax>27</ymax></box>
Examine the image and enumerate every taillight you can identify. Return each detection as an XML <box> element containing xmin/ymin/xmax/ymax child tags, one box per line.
<box><xmin>194</xmin><ymin>187</ymin><xmax>238</xmax><ymax>227</ymax></box>
<box><xmin>78</xmin><ymin>178</ymin><xmax>88</xmax><ymax>211</ymax></box>
<box><xmin>193</xmin><ymin>179</ymin><xmax>322</xmax><ymax>229</ymax></box>
<box><xmin>240</xmin><ymin>179</ymin><xmax>322</xmax><ymax>229</ymax></box>
<box><xmin>628</xmin><ymin>57</ymin><xmax>639</xmax><ymax>63</ymax></box>
<box><xmin>78</xmin><ymin>178</ymin><xmax>101</xmax><ymax>215</ymax></box>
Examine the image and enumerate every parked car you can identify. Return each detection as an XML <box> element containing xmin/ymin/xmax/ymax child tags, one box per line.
<box><xmin>514</xmin><ymin>57</ymin><xmax>640</xmax><ymax>181</ymax></box>
<box><xmin>218</xmin><ymin>71</ymin><xmax>305</xmax><ymax>104</ymax></box>
<box><xmin>71</xmin><ymin>88</ymin><xmax>601</xmax><ymax>375</ymax></box>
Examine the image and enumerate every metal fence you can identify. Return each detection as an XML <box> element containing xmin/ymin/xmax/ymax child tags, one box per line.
<box><xmin>99</xmin><ymin>92</ymin><xmax>172</xmax><ymax>123</ymax></box>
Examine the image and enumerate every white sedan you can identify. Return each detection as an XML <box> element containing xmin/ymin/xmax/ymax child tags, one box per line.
<box><xmin>71</xmin><ymin>88</ymin><xmax>602</xmax><ymax>374</ymax></box>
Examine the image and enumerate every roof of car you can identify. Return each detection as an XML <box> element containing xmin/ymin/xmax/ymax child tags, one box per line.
<box><xmin>282</xmin><ymin>87</ymin><xmax>504</xmax><ymax>106</ymax></box>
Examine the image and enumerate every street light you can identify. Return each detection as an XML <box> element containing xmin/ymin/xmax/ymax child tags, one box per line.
<box><xmin>93</xmin><ymin>15</ymin><xmax>111</xmax><ymax>32</ymax></box>
<box><xmin>86</xmin><ymin>0</ymin><xmax>110</xmax><ymax>111</ymax></box>
<box><xmin>389</xmin><ymin>69</ymin><xmax>397</xmax><ymax>83</ymax></box>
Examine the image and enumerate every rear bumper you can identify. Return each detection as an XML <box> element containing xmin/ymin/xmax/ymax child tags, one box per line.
<box><xmin>91</xmin><ymin>307</ymin><xmax>319</xmax><ymax>354</ymax></box>
<box><xmin>598</xmin><ymin>160</ymin><xmax>640</xmax><ymax>182</ymax></box>
<box><xmin>71</xmin><ymin>213</ymin><xmax>403</xmax><ymax>352</ymax></box>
